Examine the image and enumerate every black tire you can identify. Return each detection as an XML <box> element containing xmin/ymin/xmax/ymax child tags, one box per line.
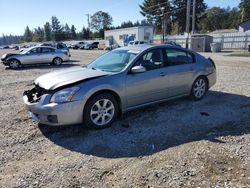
<box><xmin>83</xmin><ymin>93</ymin><xmax>118</xmax><ymax>129</ymax></box>
<box><xmin>190</xmin><ymin>76</ymin><xmax>208</xmax><ymax>100</ymax></box>
<box><xmin>8</xmin><ymin>59</ymin><xmax>20</xmax><ymax>69</ymax></box>
<box><xmin>52</xmin><ymin>57</ymin><xmax>62</xmax><ymax>66</ymax></box>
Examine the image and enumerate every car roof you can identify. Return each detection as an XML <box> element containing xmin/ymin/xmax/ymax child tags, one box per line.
<box><xmin>31</xmin><ymin>46</ymin><xmax>57</xmax><ymax>50</ymax></box>
<box><xmin>116</xmin><ymin>44</ymin><xmax>187</xmax><ymax>53</ymax></box>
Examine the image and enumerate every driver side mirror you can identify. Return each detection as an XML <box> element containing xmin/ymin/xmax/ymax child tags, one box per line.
<box><xmin>26</xmin><ymin>51</ymin><xmax>31</xmax><ymax>55</ymax></box>
<box><xmin>131</xmin><ymin>65</ymin><xmax>146</xmax><ymax>73</ymax></box>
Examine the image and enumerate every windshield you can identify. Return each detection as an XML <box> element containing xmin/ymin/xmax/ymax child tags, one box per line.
<box><xmin>87</xmin><ymin>50</ymin><xmax>137</xmax><ymax>72</ymax></box>
<box><xmin>20</xmin><ymin>47</ymin><xmax>33</xmax><ymax>54</ymax></box>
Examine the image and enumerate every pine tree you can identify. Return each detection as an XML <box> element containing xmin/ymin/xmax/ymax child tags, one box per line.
<box><xmin>44</xmin><ymin>22</ymin><xmax>52</xmax><ymax>41</ymax></box>
<box><xmin>64</xmin><ymin>23</ymin><xmax>71</xmax><ymax>40</ymax></box>
<box><xmin>51</xmin><ymin>16</ymin><xmax>63</xmax><ymax>41</ymax></box>
<box><xmin>23</xmin><ymin>26</ymin><xmax>33</xmax><ymax>42</ymax></box>
<box><xmin>139</xmin><ymin>0</ymin><xmax>171</xmax><ymax>34</ymax></box>
<box><xmin>171</xmin><ymin>0</ymin><xmax>207</xmax><ymax>34</ymax></box>
<box><xmin>32</xmin><ymin>27</ymin><xmax>44</xmax><ymax>42</ymax></box>
<box><xmin>240</xmin><ymin>0</ymin><xmax>250</xmax><ymax>22</ymax></box>
<box><xmin>70</xmin><ymin>25</ymin><xmax>77</xmax><ymax>40</ymax></box>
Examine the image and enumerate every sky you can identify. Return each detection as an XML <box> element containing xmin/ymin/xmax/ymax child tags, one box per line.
<box><xmin>0</xmin><ymin>0</ymin><xmax>241</xmax><ymax>35</ymax></box>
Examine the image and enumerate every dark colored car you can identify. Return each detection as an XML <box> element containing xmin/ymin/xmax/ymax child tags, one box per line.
<box><xmin>165</xmin><ymin>41</ymin><xmax>182</xmax><ymax>47</ymax></box>
<box><xmin>72</xmin><ymin>42</ymin><xmax>85</xmax><ymax>49</ymax></box>
<box><xmin>84</xmin><ymin>42</ymin><xmax>99</xmax><ymax>50</ymax></box>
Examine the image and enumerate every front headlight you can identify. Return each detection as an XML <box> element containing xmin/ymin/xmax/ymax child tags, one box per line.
<box><xmin>50</xmin><ymin>86</ymin><xmax>80</xmax><ymax>103</ymax></box>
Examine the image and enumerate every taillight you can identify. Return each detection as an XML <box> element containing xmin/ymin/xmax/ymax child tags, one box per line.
<box><xmin>208</xmin><ymin>57</ymin><xmax>216</xmax><ymax>69</ymax></box>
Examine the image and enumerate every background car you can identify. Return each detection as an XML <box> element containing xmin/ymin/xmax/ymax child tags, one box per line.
<box><xmin>72</xmin><ymin>41</ymin><xmax>85</xmax><ymax>49</ymax></box>
<box><xmin>165</xmin><ymin>41</ymin><xmax>182</xmax><ymax>47</ymax></box>
<box><xmin>128</xmin><ymin>40</ymin><xmax>148</xmax><ymax>46</ymax></box>
<box><xmin>23</xmin><ymin>45</ymin><xmax>216</xmax><ymax>129</ymax></box>
<box><xmin>83</xmin><ymin>42</ymin><xmax>99</xmax><ymax>50</ymax></box>
<box><xmin>1</xmin><ymin>46</ymin><xmax>70</xmax><ymax>69</ymax></box>
<box><xmin>38</xmin><ymin>42</ymin><xmax>69</xmax><ymax>52</ymax></box>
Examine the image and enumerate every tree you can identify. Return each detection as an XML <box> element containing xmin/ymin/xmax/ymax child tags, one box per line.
<box><xmin>79</xmin><ymin>27</ymin><xmax>90</xmax><ymax>39</ymax></box>
<box><xmin>228</xmin><ymin>7</ymin><xmax>240</xmax><ymax>29</ymax></box>
<box><xmin>198</xmin><ymin>7</ymin><xmax>240</xmax><ymax>32</ymax></box>
<box><xmin>63</xmin><ymin>23</ymin><xmax>71</xmax><ymax>40</ymax></box>
<box><xmin>44</xmin><ymin>22</ymin><xmax>52</xmax><ymax>41</ymax></box>
<box><xmin>120</xmin><ymin>21</ymin><xmax>134</xmax><ymax>28</ymax></box>
<box><xmin>0</xmin><ymin>34</ymin><xmax>22</xmax><ymax>45</ymax></box>
<box><xmin>51</xmin><ymin>16</ymin><xmax>63</xmax><ymax>41</ymax></box>
<box><xmin>23</xmin><ymin>26</ymin><xmax>33</xmax><ymax>42</ymax></box>
<box><xmin>171</xmin><ymin>0</ymin><xmax>207</xmax><ymax>34</ymax></box>
<box><xmin>139</xmin><ymin>0</ymin><xmax>171</xmax><ymax>34</ymax></box>
<box><xmin>70</xmin><ymin>25</ymin><xmax>77</xmax><ymax>40</ymax></box>
<box><xmin>90</xmin><ymin>11</ymin><xmax>113</xmax><ymax>38</ymax></box>
<box><xmin>32</xmin><ymin>27</ymin><xmax>44</xmax><ymax>42</ymax></box>
<box><xmin>239</xmin><ymin>0</ymin><xmax>250</xmax><ymax>22</ymax></box>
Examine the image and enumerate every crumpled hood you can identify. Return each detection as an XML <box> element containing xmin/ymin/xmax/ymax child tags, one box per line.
<box><xmin>35</xmin><ymin>66</ymin><xmax>110</xmax><ymax>90</ymax></box>
<box><xmin>1</xmin><ymin>53</ymin><xmax>19</xmax><ymax>60</ymax></box>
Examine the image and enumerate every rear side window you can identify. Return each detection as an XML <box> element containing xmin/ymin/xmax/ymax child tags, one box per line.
<box><xmin>42</xmin><ymin>47</ymin><xmax>54</xmax><ymax>53</ymax></box>
<box><xmin>165</xmin><ymin>48</ymin><xmax>195</xmax><ymax>66</ymax></box>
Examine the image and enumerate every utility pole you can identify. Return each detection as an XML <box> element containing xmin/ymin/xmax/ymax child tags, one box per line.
<box><xmin>161</xmin><ymin>7</ymin><xmax>165</xmax><ymax>44</ymax></box>
<box><xmin>85</xmin><ymin>14</ymin><xmax>90</xmax><ymax>39</ymax></box>
<box><xmin>191</xmin><ymin>0</ymin><xmax>196</xmax><ymax>34</ymax></box>
<box><xmin>185</xmin><ymin>0</ymin><xmax>191</xmax><ymax>48</ymax></box>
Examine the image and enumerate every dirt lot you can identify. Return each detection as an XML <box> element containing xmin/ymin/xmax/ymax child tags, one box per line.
<box><xmin>0</xmin><ymin>49</ymin><xmax>249</xmax><ymax>188</ymax></box>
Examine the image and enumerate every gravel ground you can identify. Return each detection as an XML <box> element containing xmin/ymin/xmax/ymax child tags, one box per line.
<box><xmin>0</xmin><ymin>49</ymin><xmax>249</xmax><ymax>188</ymax></box>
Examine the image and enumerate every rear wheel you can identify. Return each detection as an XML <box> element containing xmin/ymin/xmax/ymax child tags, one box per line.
<box><xmin>83</xmin><ymin>93</ymin><xmax>118</xmax><ymax>129</ymax></box>
<box><xmin>9</xmin><ymin>59</ymin><xmax>20</xmax><ymax>69</ymax></box>
<box><xmin>190</xmin><ymin>77</ymin><xmax>208</xmax><ymax>100</ymax></box>
<box><xmin>53</xmin><ymin>57</ymin><xmax>62</xmax><ymax>66</ymax></box>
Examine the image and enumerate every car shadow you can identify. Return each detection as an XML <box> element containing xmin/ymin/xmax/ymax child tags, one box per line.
<box><xmin>5</xmin><ymin>60</ymin><xmax>81</xmax><ymax>70</ymax></box>
<box><xmin>38</xmin><ymin>91</ymin><xmax>250</xmax><ymax>158</ymax></box>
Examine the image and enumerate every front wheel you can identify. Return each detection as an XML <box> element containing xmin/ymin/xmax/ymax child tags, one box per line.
<box><xmin>9</xmin><ymin>59</ymin><xmax>20</xmax><ymax>69</ymax></box>
<box><xmin>52</xmin><ymin>57</ymin><xmax>62</xmax><ymax>66</ymax></box>
<box><xmin>83</xmin><ymin>93</ymin><xmax>118</xmax><ymax>129</ymax></box>
<box><xmin>190</xmin><ymin>77</ymin><xmax>208</xmax><ymax>100</ymax></box>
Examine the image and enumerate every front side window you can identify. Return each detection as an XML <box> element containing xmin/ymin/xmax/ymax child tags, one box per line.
<box><xmin>29</xmin><ymin>47</ymin><xmax>41</xmax><ymax>54</ymax></box>
<box><xmin>87</xmin><ymin>50</ymin><xmax>137</xmax><ymax>72</ymax></box>
<box><xmin>136</xmin><ymin>49</ymin><xmax>164</xmax><ymax>71</ymax></box>
<box><xmin>165</xmin><ymin>48</ymin><xmax>195</xmax><ymax>66</ymax></box>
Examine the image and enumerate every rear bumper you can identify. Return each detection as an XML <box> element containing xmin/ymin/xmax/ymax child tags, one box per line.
<box><xmin>207</xmin><ymin>70</ymin><xmax>217</xmax><ymax>89</ymax></box>
<box><xmin>23</xmin><ymin>94</ymin><xmax>83</xmax><ymax>126</ymax></box>
<box><xmin>62</xmin><ymin>56</ymin><xmax>70</xmax><ymax>62</ymax></box>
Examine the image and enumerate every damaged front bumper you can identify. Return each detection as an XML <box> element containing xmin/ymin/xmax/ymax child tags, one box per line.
<box><xmin>1</xmin><ymin>59</ymin><xmax>9</xmax><ymax>66</ymax></box>
<box><xmin>23</xmin><ymin>86</ymin><xmax>83</xmax><ymax>126</ymax></box>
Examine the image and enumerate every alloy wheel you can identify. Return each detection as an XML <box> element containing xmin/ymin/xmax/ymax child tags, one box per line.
<box><xmin>194</xmin><ymin>78</ymin><xmax>206</xmax><ymax>98</ymax></box>
<box><xmin>9</xmin><ymin>60</ymin><xmax>19</xmax><ymax>69</ymax></box>
<box><xmin>90</xmin><ymin>99</ymin><xmax>115</xmax><ymax>126</ymax></box>
<box><xmin>54</xmin><ymin>58</ymin><xmax>62</xmax><ymax>65</ymax></box>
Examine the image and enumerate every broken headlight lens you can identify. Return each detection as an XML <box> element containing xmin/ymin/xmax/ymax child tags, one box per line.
<box><xmin>50</xmin><ymin>87</ymin><xmax>80</xmax><ymax>103</ymax></box>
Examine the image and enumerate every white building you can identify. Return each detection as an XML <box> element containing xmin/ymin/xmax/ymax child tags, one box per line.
<box><xmin>104</xmin><ymin>26</ymin><xmax>154</xmax><ymax>47</ymax></box>
<box><xmin>239</xmin><ymin>19</ymin><xmax>250</xmax><ymax>32</ymax></box>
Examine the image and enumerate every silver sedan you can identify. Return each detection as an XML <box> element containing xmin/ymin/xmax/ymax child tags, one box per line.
<box><xmin>1</xmin><ymin>46</ymin><xmax>70</xmax><ymax>69</ymax></box>
<box><xmin>23</xmin><ymin>45</ymin><xmax>216</xmax><ymax>129</ymax></box>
